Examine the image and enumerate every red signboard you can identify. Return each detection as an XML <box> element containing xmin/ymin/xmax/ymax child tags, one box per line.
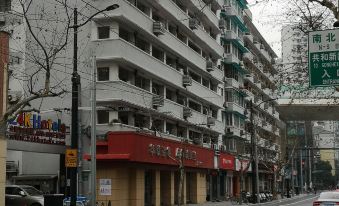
<box><xmin>102</xmin><ymin>132</ymin><xmax>215</xmax><ymax>169</ymax></box>
<box><xmin>219</xmin><ymin>153</ymin><xmax>235</xmax><ymax>170</ymax></box>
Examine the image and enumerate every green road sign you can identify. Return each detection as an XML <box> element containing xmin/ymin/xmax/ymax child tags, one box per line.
<box><xmin>309</xmin><ymin>29</ymin><xmax>339</xmax><ymax>87</ymax></box>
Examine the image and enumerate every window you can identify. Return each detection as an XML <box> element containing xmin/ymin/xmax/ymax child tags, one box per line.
<box><xmin>119</xmin><ymin>68</ymin><xmax>129</xmax><ymax>82</ymax></box>
<box><xmin>188</xmin><ymin>100</ymin><xmax>201</xmax><ymax>112</ymax></box>
<box><xmin>225</xmin><ymin>113</ymin><xmax>233</xmax><ymax>126</ymax></box>
<box><xmin>97</xmin><ymin>67</ymin><xmax>109</xmax><ymax>81</ymax></box>
<box><xmin>98</xmin><ymin>26</ymin><xmax>110</xmax><ymax>39</ymax></box>
<box><xmin>119</xmin><ymin>28</ymin><xmax>130</xmax><ymax>41</ymax></box>
<box><xmin>0</xmin><ymin>0</ymin><xmax>11</xmax><ymax>12</ymax></box>
<box><xmin>97</xmin><ymin>110</ymin><xmax>109</xmax><ymax>124</ymax></box>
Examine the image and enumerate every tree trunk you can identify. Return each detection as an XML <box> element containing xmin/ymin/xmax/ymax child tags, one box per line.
<box><xmin>177</xmin><ymin>160</ymin><xmax>184</xmax><ymax>206</ymax></box>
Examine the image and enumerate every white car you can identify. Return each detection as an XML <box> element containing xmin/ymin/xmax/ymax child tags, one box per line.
<box><xmin>313</xmin><ymin>191</ymin><xmax>339</xmax><ymax>206</ymax></box>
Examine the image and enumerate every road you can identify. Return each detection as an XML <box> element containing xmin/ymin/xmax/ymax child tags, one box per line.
<box><xmin>257</xmin><ymin>194</ymin><xmax>318</xmax><ymax>206</ymax></box>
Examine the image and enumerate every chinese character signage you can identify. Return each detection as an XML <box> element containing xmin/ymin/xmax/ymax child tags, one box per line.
<box><xmin>309</xmin><ymin>29</ymin><xmax>339</xmax><ymax>86</ymax></box>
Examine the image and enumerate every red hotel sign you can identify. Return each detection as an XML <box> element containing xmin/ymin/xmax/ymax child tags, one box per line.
<box><xmin>219</xmin><ymin>153</ymin><xmax>235</xmax><ymax>170</ymax></box>
<box><xmin>104</xmin><ymin>132</ymin><xmax>215</xmax><ymax>169</ymax></box>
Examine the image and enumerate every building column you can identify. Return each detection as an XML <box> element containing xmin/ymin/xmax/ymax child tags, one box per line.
<box><xmin>109</xmin><ymin>63</ymin><xmax>119</xmax><ymax>81</ymax></box>
<box><xmin>0</xmin><ymin>31</ymin><xmax>9</xmax><ymax>206</ymax></box>
<box><xmin>129</xmin><ymin>168</ymin><xmax>145</xmax><ymax>206</ymax></box>
<box><xmin>152</xmin><ymin>170</ymin><xmax>160</xmax><ymax>206</ymax></box>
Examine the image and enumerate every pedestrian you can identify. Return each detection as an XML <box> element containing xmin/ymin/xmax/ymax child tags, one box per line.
<box><xmin>314</xmin><ymin>186</ymin><xmax>317</xmax><ymax>194</ymax></box>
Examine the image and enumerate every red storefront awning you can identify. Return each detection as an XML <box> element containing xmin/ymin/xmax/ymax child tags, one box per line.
<box><xmin>93</xmin><ymin>132</ymin><xmax>215</xmax><ymax>169</ymax></box>
<box><xmin>219</xmin><ymin>153</ymin><xmax>235</xmax><ymax>170</ymax></box>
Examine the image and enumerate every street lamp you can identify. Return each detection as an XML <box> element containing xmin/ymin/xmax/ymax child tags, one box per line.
<box><xmin>249</xmin><ymin>98</ymin><xmax>278</xmax><ymax>203</ymax></box>
<box><xmin>69</xmin><ymin>4</ymin><xmax>119</xmax><ymax>206</ymax></box>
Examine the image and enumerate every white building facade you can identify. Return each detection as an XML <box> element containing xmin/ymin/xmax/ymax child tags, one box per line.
<box><xmin>2</xmin><ymin>0</ymin><xmax>282</xmax><ymax>205</ymax></box>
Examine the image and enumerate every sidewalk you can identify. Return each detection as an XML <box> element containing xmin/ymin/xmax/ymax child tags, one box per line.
<box><xmin>186</xmin><ymin>193</ymin><xmax>312</xmax><ymax>206</ymax></box>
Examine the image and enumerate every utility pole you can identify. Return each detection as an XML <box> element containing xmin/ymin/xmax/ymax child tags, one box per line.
<box><xmin>69</xmin><ymin>5</ymin><xmax>119</xmax><ymax>206</ymax></box>
<box><xmin>308</xmin><ymin>147</ymin><xmax>312</xmax><ymax>189</ymax></box>
<box><xmin>70</xmin><ymin>8</ymin><xmax>80</xmax><ymax>206</ymax></box>
<box><xmin>250</xmin><ymin>100</ymin><xmax>257</xmax><ymax>203</ymax></box>
<box><xmin>90</xmin><ymin>56</ymin><xmax>97</xmax><ymax>206</ymax></box>
<box><xmin>300</xmin><ymin>150</ymin><xmax>303</xmax><ymax>194</ymax></box>
<box><xmin>291</xmin><ymin>154</ymin><xmax>294</xmax><ymax>196</ymax></box>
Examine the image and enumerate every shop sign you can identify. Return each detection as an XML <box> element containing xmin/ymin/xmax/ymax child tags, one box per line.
<box><xmin>65</xmin><ymin>149</ymin><xmax>77</xmax><ymax>168</ymax></box>
<box><xmin>148</xmin><ymin>143</ymin><xmax>197</xmax><ymax>160</ymax></box>
<box><xmin>220</xmin><ymin>155</ymin><xmax>235</xmax><ymax>170</ymax></box>
<box><xmin>7</xmin><ymin>112</ymin><xmax>66</xmax><ymax>145</ymax></box>
<box><xmin>235</xmin><ymin>159</ymin><xmax>252</xmax><ymax>172</ymax></box>
<box><xmin>99</xmin><ymin>179</ymin><xmax>111</xmax><ymax>196</ymax></box>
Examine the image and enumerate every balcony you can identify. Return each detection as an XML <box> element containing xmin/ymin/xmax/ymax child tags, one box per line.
<box><xmin>242</xmin><ymin>88</ymin><xmax>254</xmax><ymax>101</ymax></box>
<box><xmin>94</xmin><ymin>39</ymin><xmax>222</xmax><ymax>107</ymax></box>
<box><xmin>96</xmin><ymin>81</ymin><xmax>224</xmax><ymax>134</ymax></box>
<box><xmin>194</xmin><ymin>27</ymin><xmax>224</xmax><ymax>57</ymax></box>
<box><xmin>187</xmin><ymin>80</ymin><xmax>223</xmax><ymax>108</ymax></box>
<box><xmin>243</xmin><ymin>51</ymin><xmax>253</xmax><ymax>62</ymax></box>
<box><xmin>225</xmin><ymin>126</ymin><xmax>245</xmax><ymax>138</ymax></box>
<box><xmin>190</xmin><ymin>0</ymin><xmax>219</xmax><ymax>29</ymax></box>
<box><xmin>96</xmin><ymin>0</ymin><xmax>222</xmax><ymax>79</ymax></box>
<box><xmin>244</xmin><ymin>74</ymin><xmax>254</xmax><ymax>84</ymax></box>
<box><xmin>225</xmin><ymin>78</ymin><xmax>240</xmax><ymax>88</ymax></box>
<box><xmin>223</xmin><ymin>53</ymin><xmax>240</xmax><ymax>65</ymax></box>
<box><xmin>254</xmin><ymin>82</ymin><xmax>262</xmax><ymax>90</ymax></box>
<box><xmin>151</xmin><ymin>0</ymin><xmax>222</xmax><ymax>55</ymax></box>
<box><xmin>243</xmin><ymin>32</ymin><xmax>253</xmax><ymax>42</ymax></box>
<box><xmin>220</xmin><ymin>6</ymin><xmax>247</xmax><ymax>32</ymax></box>
<box><xmin>225</xmin><ymin>102</ymin><xmax>245</xmax><ymax>115</ymax></box>
<box><xmin>262</xmin><ymin>123</ymin><xmax>272</xmax><ymax>133</ymax></box>
<box><xmin>222</xmin><ymin>30</ymin><xmax>247</xmax><ymax>53</ymax></box>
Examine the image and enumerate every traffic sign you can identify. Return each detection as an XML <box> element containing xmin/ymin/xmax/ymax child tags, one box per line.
<box><xmin>308</xmin><ymin>28</ymin><xmax>339</xmax><ymax>87</ymax></box>
<box><xmin>65</xmin><ymin>149</ymin><xmax>77</xmax><ymax>167</ymax></box>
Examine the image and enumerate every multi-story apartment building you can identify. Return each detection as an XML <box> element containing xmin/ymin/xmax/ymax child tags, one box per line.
<box><xmin>2</xmin><ymin>0</ymin><xmax>282</xmax><ymax>205</ymax></box>
<box><xmin>241</xmin><ymin>6</ymin><xmax>281</xmax><ymax>194</ymax></box>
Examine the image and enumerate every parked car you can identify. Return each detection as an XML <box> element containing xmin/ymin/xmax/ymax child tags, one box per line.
<box><xmin>313</xmin><ymin>191</ymin><xmax>339</xmax><ymax>206</ymax></box>
<box><xmin>5</xmin><ymin>185</ymin><xmax>44</xmax><ymax>206</ymax></box>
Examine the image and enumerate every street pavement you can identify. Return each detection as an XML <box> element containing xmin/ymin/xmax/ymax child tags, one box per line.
<box><xmin>186</xmin><ymin>193</ymin><xmax>318</xmax><ymax>206</ymax></box>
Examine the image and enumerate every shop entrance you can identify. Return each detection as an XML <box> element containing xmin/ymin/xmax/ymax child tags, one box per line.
<box><xmin>144</xmin><ymin>170</ymin><xmax>153</xmax><ymax>206</ymax></box>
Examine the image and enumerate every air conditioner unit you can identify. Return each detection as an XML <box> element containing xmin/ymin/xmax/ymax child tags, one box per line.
<box><xmin>153</xmin><ymin>21</ymin><xmax>165</xmax><ymax>35</ymax></box>
<box><xmin>8</xmin><ymin>91</ymin><xmax>22</xmax><ymax>103</ymax></box>
<box><xmin>206</xmin><ymin>60</ymin><xmax>215</xmax><ymax>72</ymax></box>
<box><xmin>239</xmin><ymin>61</ymin><xmax>244</xmax><ymax>67</ymax></box>
<box><xmin>260</xmin><ymin>44</ymin><xmax>265</xmax><ymax>50</ymax></box>
<box><xmin>218</xmin><ymin>19</ymin><xmax>226</xmax><ymax>29</ymax></box>
<box><xmin>189</xmin><ymin>18</ymin><xmax>199</xmax><ymax>29</ymax></box>
<box><xmin>253</xmin><ymin>57</ymin><xmax>258</xmax><ymax>63</ymax></box>
<box><xmin>182</xmin><ymin>75</ymin><xmax>192</xmax><ymax>87</ymax></box>
<box><xmin>207</xmin><ymin>116</ymin><xmax>215</xmax><ymax>126</ymax></box>
<box><xmin>183</xmin><ymin>107</ymin><xmax>192</xmax><ymax>118</ymax></box>
<box><xmin>152</xmin><ymin>95</ymin><xmax>164</xmax><ymax>107</ymax></box>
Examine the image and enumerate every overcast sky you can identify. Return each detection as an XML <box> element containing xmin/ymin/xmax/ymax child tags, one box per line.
<box><xmin>248</xmin><ymin>0</ymin><xmax>284</xmax><ymax>57</ymax></box>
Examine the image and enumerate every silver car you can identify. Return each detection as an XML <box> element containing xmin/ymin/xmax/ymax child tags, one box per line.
<box><xmin>5</xmin><ymin>185</ymin><xmax>44</xmax><ymax>206</ymax></box>
<box><xmin>313</xmin><ymin>191</ymin><xmax>339</xmax><ymax>206</ymax></box>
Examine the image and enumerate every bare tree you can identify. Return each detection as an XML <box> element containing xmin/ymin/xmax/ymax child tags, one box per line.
<box><xmin>1</xmin><ymin>0</ymin><xmax>72</xmax><ymax>129</ymax></box>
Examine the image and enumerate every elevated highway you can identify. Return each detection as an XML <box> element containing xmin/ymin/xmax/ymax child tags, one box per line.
<box><xmin>276</xmin><ymin>99</ymin><xmax>339</xmax><ymax>121</ymax></box>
